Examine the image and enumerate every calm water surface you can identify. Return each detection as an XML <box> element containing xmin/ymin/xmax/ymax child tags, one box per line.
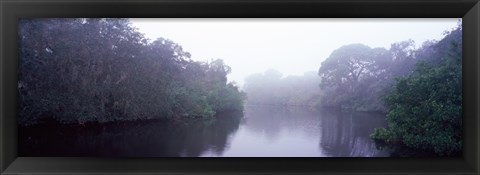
<box><xmin>19</xmin><ymin>106</ymin><xmax>390</xmax><ymax>157</ymax></box>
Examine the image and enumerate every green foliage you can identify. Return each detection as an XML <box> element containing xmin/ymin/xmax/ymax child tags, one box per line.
<box><xmin>18</xmin><ymin>18</ymin><xmax>245</xmax><ymax>125</ymax></box>
<box><xmin>371</xmin><ymin>26</ymin><xmax>462</xmax><ymax>156</ymax></box>
<box><xmin>314</xmin><ymin>25</ymin><xmax>462</xmax><ymax>156</ymax></box>
<box><xmin>208</xmin><ymin>83</ymin><xmax>246</xmax><ymax>112</ymax></box>
<box><xmin>318</xmin><ymin>44</ymin><xmax>393</xmax><ymax>111</ymax></box>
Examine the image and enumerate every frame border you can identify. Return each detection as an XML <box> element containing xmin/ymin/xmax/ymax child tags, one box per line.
<box><xmin>1</xmin><ymin>0</ymin><xmax>479</xmax><ymax>174</ymax></box>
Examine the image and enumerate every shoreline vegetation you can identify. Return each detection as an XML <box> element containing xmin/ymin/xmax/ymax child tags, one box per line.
<box><xmin>19</xmin><ymin>18</ymin><xmax>246</xmax><ymax>126</ymax></box>
<box><xmin>19</xmin><ymin>18</ymin><xmax>462</xmax><ymax>157</ymax></box>
<box><xmin>242</xmin><ymin>23</ymin><xmax>462</xmax><ymax>156</ymax></box>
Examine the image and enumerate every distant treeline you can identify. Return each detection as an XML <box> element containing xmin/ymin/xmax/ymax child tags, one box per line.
<box><xmin>19</xmin><ymin>18</ymin><xmax>245</xmax><ymax>126</ymax></box>
<box><xmin>243</xmin><ymin>24</ymin><xmax>462</xmax><ymax>156</ymax></box>
<box><xmin>243</xmin><ymin>70</ymin><xmax>321</xmax><ymax>107</ymax></box>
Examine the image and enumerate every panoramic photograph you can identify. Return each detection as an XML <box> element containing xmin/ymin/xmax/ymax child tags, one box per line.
<box><xmin>18</xmin><ymin>18</ymin><xmax>462</xmax><ymax>157</ymax></box>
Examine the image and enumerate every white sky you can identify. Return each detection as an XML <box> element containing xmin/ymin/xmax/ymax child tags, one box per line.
<box><xmin>129</xmin><ymin>18</ymin><xmax>459</xmax><ymax>86</ymax></box>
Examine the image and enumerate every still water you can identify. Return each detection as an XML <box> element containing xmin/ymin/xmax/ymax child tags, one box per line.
<box><xmin>19</xmin><ymin>106</ymin><xmax>390</xmax><ymax>157</ymax></box>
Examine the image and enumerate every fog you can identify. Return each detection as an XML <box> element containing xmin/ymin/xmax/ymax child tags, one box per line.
<box><xmin>130</xmin><ymin>18</ymin><xmax>459</xmax><ymax>87</ymax></box>
<box><xmin>19</xmin><ymin>18</ymin><xmax>463</xmax><ymax>157</ymax></box>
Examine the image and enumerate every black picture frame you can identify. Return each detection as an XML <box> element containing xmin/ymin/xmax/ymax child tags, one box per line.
<box><xmin>1</xmin><ymin>0</ymin><xmax>479</xmax><ymax>174</ymax></box>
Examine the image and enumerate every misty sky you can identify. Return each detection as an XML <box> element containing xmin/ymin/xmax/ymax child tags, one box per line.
<box><xmin>129</xmin><ymin>18</ymin><xmax>460</xmax><ymax>87</ymax></box>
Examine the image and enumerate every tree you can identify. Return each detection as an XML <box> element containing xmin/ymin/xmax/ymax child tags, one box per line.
<box><xmin>18</xmin><ymin>18</ymin><xmax>245</xmax><ymax>125</ymax></box>
<box><xmin>317</xmin><ymin>44</ymin><xmax>390</xmax><ymax>110</ymax></box>
<box><xmin>371</xmin><ymin>26</ymin><xmax>462</xmax><ymax>156</ymax></box>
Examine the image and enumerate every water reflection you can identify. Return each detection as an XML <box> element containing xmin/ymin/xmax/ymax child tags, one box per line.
<box><xmin>243</xmin><ymin>106</ymin><xmax>321</xmax><ymax>141</ymax></box>
<box><xmin>318</xmin><ymin>109</ymin><xmax>389</xmax><ymax>157</ymax></box>
<box><xmin>19</xmin><ymin>106</ymin><xmax>390</xmax><ymax>157</ymax></box>
<box><xmin>18</xmin><ymin>111</ymin><xmax>243</xmax><ymax>157</ymax></box>
<box><xmin>215</xmin><ymin>106</ymin><xmax>388</xmax><ymax>157</ymax></box>
<box><xmin>210</xmin><ymin>106</ymin><xmax>323</xmax><ymax>157</ymax></box>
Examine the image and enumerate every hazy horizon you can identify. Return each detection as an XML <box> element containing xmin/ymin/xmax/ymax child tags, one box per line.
<box><xmin>129</xmin><ymin>18</ymin><xmax>460</xmax><ymax>87</ymax></box>
<box><xmin>19</xmin><ymin>18</ymin><xmax>463</xmax><ymax>157</ymax></box>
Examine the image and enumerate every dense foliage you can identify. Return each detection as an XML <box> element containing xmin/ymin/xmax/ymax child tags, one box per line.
<box><xmin>317</xmin><ymin>40</ymin><xmax>419</xmax><ymax>111</ymax></box>
<box><xmin>19</xmin><ymin>18</ymin><xmax>462</xmax><ymax>157</ymax></box>
<box><xmin>18</xmin><ymin>18</ymin><xmax>245</xmax><ymax>126</ymax></box>
<box><xmin>371</xmin><ymin>27</ymin><xmax>462</xmax><ymax>156</ymax></box>
<box><xmin>318</xmin><ymin>44</ymin><xmax>387</xmax><ymax>111</ymax></box>
<box><xmin>243</xmin><ymin>70</ymin><xmax>321</xmax><ymax>107</ymax></box>
<box><xmin>314</xmin><ymin>24</ymin><xmax>462</xmax><ymax>156</ymax></box>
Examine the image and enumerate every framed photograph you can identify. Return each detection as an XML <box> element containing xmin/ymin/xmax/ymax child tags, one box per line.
<box><xmin>1</xmin><ymin>0</ymin><xmax>479</xmax><ymax>174</ymax></box>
